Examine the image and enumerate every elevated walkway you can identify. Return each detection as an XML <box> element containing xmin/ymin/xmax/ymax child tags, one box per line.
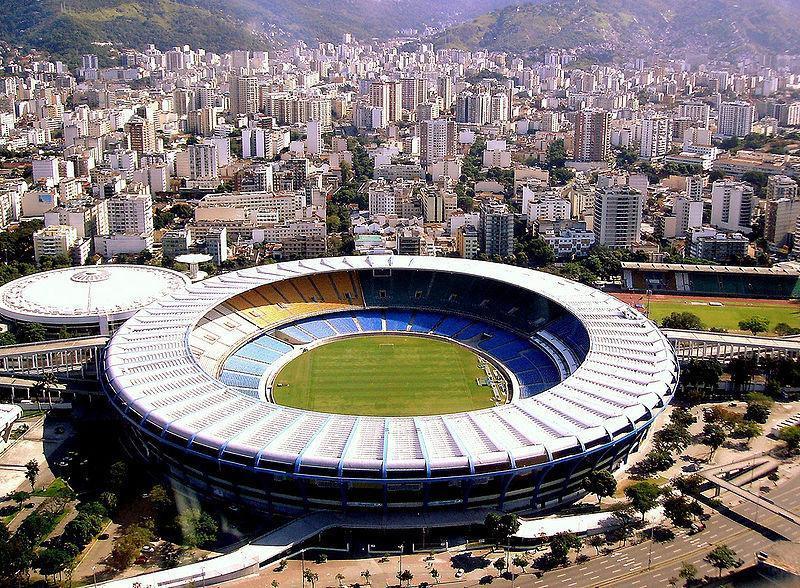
<box><xmin>699</xmin><ymin>457</ymin><xmax>800</xmax><ymax>528</ymax></box>
<box><xmin>663</xmin><ymin>329</ymin><xmax>800</xmax><ymax>360</ymax></box>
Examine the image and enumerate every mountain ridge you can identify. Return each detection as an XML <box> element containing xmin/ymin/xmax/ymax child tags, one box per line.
<box><xmin>431</xmin><ymin>0</ymin><xmax>800</xmax><ymax>58</ymax></box>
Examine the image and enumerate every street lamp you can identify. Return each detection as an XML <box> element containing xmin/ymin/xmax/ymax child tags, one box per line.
<box><xmin>92</xmin><ymin>565</ymin><xmax>97</xmax><ymax>587</ymax></box>
<box><xmin>398</xmin><ymin>543</ymin><xmax>403</xmax><ymax>581</ymax></box>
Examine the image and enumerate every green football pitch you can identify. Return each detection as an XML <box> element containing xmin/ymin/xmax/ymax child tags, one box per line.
<box><xmin>271</xmin><ymin>335</ymin><xmax>496</xmax><ymax>416</ymax></box>
<box><xmin>645</xmin><ymin>299</ymin><xmax>800</xmax><ymax>334</ymax></box>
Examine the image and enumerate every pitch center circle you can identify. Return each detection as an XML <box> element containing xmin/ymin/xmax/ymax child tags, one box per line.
<box><xmin>270</xmin><ymin>333</ymin><xmax>509</xmax><ymax>417</ymax></box>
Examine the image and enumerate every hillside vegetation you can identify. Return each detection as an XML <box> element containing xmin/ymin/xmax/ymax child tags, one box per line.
<box><xmin>433</xmin><ymin>0</ymin><xmax>800</xmax><ymax>57</ymax></box>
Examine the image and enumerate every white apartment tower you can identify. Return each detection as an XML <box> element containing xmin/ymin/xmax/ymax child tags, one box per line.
<box><xmin>710</xmin><ymin>180</ymin><xmax>756</xmax><ymax>234</ymax></box>
<box><xmin>593</xmin><ymin>186</ymin><xmax>644</xmax><ymax>249</ymax></box>
<box><xmin>718</xmin><ymin>101</ymin><xmax>754</xmax><ymax>138</ymax></box>
<box><xmin>639</xmin><ymin>115</ymin><xmax>671</xmax><ymax>159</ymax></box>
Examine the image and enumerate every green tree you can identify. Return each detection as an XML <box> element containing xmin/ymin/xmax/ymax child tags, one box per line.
<box><xmin>511</xmin><ymin>554</ymin><xmax>529</xmax><ymax>573</ymax></box>
<box><xmin>545</xmin><ymin>139</ymin><xmax>567</xmax><ymax>169</ymax></box>
<box><xmin>662</xmin><ymin>493</ymin><xmax>694</xmax><ymax>527</ymax></box>
<box><xmin>109</xmin><ymin>524</ymin><xmax>152</xmax><ymax>570</ymax></box>
<box><xmin>733</xmin><ymin>421</ymin><xmax>763</xmax><ymax>447</ymax></box>
<box><xmin>25</xmin><ymin>459</ymin><xmax>39</xmax><ymax>491</ymax></box>
<box><xmin>430</xmin><ymin>566</ymin><xmax>440</xmax><ymax>583</ymax></box>
<box><xmin>361</xmin><ymin>569</ymin><xmax>372</xmax><ymax>585</ymax></box>
<box><xmin>15</xmin><ymin>322</ymin><xmax>47</xmax><ymax>343</ymax></box>
<box><xmin>661</xmin><ymin>312</ymin><xmax>704</xmax><ymax>330</ymax></box>
<box><xmin>775</xmin><ymin>322</ymin><xmax>800</xmax><ymax>336</ymax></box>
<box><xmin>779</xmin><ymin>425</ymin><xmax>800</xmax><ymax>452</ymax></box>
<box><xmin>0</xmin><ymin>523</ymin><xmax>34</xmax><ymax>584</ymax></box>
<box><xmin>35</xmin><ymin>546</ymin><xmax>73</xmax><ymax>580</ymax></box>
<box><xmin>396</xmin><ymin>569</ymin><xmax>413</xmax><ymax>586</ymax></box>
<box><xmin>107</xmin><ymin>461</ymin><xmax>129</xmax><ymax>493</ymax></box>
<box><xmin>739</xmin><ymin>316</ymin><xmax>770</xmax><ymax>335</ymax></box>
<box><xmin>670</xmin><ymin>407</ymin><xmax>697</xmax><ymax>430</ymax></box>
<box><xmin>304</xmin><ymin>569</ymin><xmax>320</xmax><ymax>588</ymax></box>
<box><xmin>492</xmin><ymin>556</ymin><xmax>506</xmax><ymax>576</ymax></box>
<box><xmin>653</xmin><ymin>424</ymin><xmax>692</xmax><ymax>453</ymax></box>
<box><xmin>625</xmin><ymin>481</ymin><xmax>661</xmax><ymax>521</ymax></box>
<box><xmin>705</xmin><ymin>544</ymin><xmax>739</xmax><ymax>577</ymax></box>
<box><xmin>701</xmin><ymin>422</ymin><xmax>727</xmax><ymax>460</ymax></box>
<box><xmin>678</xmin><ymin>561</ymin><xmax>698</xmax><ymax>583</ymax></box>
<box><xmin>548</xmin><ymin>532</ymin><xmax>582</xmax><ymax>565</ymax></box>
<box><xmin>588</xmin><ymin>534</ymin><xmax>605</xmax><ymax>556</ymax></box>
<box><xmin>582</xmin><ymin>470</ymin><xmax>616</xmax><ymax>505</ymax></box>
<box><xmin>745</xmin><ymin>392</ymin><xmax>773</xmax><ymax>424</ymax></box>
<box><xmin>483</xmin><ymin>512</ymin><xmax>520</xmax><ymax>551</ymax></box>
<box><xmin>178</xmin><ymin>509</ymin><xmax>218</xmax><ymax>548</ymax></box>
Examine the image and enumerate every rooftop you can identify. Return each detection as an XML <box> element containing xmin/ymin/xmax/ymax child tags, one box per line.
<box><xmin>0</xmin><ymin>265</ymin><xmax>190</xmax><ymax>324</ymax></box>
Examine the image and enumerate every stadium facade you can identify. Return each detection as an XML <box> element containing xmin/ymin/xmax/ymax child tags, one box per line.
<box><xmin>103</xmin><ymin>256</ymin><xmax>678</xmax><ymax>517</ymax></box>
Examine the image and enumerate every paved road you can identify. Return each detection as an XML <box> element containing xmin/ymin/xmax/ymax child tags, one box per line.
<box><xmin>514</xmin><ymin>473</ymin><xmax>800</xmax><ymax>588</ymax></box>
<box><xmin>226</xmin><ymin>470</ymin><xmax>800</xmax><ymax>588</ymax></box>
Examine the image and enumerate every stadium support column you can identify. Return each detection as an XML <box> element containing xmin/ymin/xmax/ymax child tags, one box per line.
<box><xmin>531</xmin><ymin>465</ymin><xmax>552</xmax><ymax>511</ymax></box>
<box><xmin>498</xmin><ymin>472</ymin><xmax>514</xmax><ymax>510</ymax></box>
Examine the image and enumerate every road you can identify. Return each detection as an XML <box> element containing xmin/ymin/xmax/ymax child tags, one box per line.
<box><xmin>226</xmin><ymin>468</ymin><xmax>800</xmax><ymax>588</ymax></box>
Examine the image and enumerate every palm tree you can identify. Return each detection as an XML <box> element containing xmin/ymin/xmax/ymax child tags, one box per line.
<box><xmin>430</xmin><ymin>567</ymin><xmax>440</xmax><ymax>584</ymax></box>
<box><xmin>303</xmin><ymin>569</ymin><xmax>319</xmax><ymax>588</ymax></box>
<box><xmin>361</xmin><ymin>570</ymin><xmax>372</xmax><ymax>586</ymax></box>
<box><xmin>335</xmin><ymin>572</ymin><xmax>345</xmax><ymax>587</ymax></box>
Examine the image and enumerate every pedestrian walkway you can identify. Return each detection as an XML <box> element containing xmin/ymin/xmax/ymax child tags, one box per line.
<box><xmin>699</xmin><ymin>457</ymin><xmax>800</xmax><ymax>528</ymax></box>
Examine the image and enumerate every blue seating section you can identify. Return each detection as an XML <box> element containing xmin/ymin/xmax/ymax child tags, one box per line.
<box><xmin>327</xmin><ymin>316</ymin><xmax>359</xmax><ymax>335</ymax></box>
<box><xmin>543</xmin><ymin>316</ymin><xmax>590</xmax><ymax>357</ymax></box>
<box><xmin>385</xmin><ymin>310</ymin><xmax>413</xmax><ymax>332</ymax></box>
<box><xmin>354</xmin><ymin>310</ymin><xmax>384</xmax><ymax>332</ymax></box>
<box><xmin>409</xmin><ymin>312</ymin><xmax>443</xmax><ymax>333</ymax></box>
<box><xmin>219</xmin><ymin>309</ymin><xmax>573</xmax><ymax>398</ymax></box>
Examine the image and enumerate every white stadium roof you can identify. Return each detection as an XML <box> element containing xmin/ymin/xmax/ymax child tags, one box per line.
<box><xmin>104</xmin><ymin>256</ymin><xmax>678</xmax><ymax>477</ymax></box>
<box><xmin>0</xmin><ymin>265</ymin><xmax>190</xmax><ymax>326</ymax></box>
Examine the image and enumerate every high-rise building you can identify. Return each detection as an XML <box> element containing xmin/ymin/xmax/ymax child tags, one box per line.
<box><xmin>639</xmin><ymin>115</ymin><xmax>671</xmax><ymax>159</ymax></box>
<box><xmin>306</xmin><ymin>120</ymin><xmax>323</xmax><ymax>156</ymax></box>
<box><xmin>718</xmin><ymin>101</ymin><xmax>754</xmax><ymax>137</ymax></box>
<box><xmin>369</xmin><ymin>80</ymin><xmax>402</xmax><ymax>125</ymax></box>
<box><xmin>187</xmin><ymin>108</ymin><xmax>218</xmax><ymax>137</ymax></box>
<box><xmin>672</xmin><ymin>195</ymin><xmax>704</xmax><ymax>238</ymax></box>
<box><xmin>107</xmin><ymin>192</ymin><xmax>154</xmax><ymax>238</ymax></box>
<box><xmin>765</xmin><ymin>198</ymin><xmax>800</xmax><ymax>247</ymax></box>
<box><xmin>593</xmin><ymin>186</ymin><xmax>644</xmax><ymax>249</ymax></box>
<box><xmin>177</xmin><ymin>143</ymin><xmax>219</xmax><ymax>180</ymax></box>
<box><xmin>401</xmin><ymin>78</ymin><xmax>427</xmax><ymax>111</ymax></box>
<box><xmin>229</xmin><ymin>74</ymin><xmax>259</xmax><ymax>116</ymax></box>
<box><xmin>242</xmin><ymin>128</ymin><xmax>273</xmax><ymax>159</ymax></box>
<box><xmin>678</xmin><ymin>101</ymin><xmax>711</xmax><ymax>129</ymax></box>
<box><xmin>766</xmin><ymin>175</ymin><xmax>798</xmax><ymax>201</ymax></box>
<box><xmin>456</xmin><ymin>92</ymin><xmax>490</xmax><ymax>125</ymax></box>
<box><xmin>125</xmin><ymin>115</ymin><xmax>157</xmax><ymax>155</ymax></box>
<box><xmin>456</xmin><ymin>226</ymin><xmax>479</xmax><ymax>259</ymax></box>
<box><xmin>574</xmin><ymin>108</ymin><xmax>611</xmax><ymax>162</ymax></box>
<box><xmin>710</xmin><ymin>180</ymin><xmax>756</xmax><ymax>234</ymax></box>
<box><xmin>205</xmin><ymin>226</ymin><xmax>228</xmax><ymax>264</ymax></box>
<box><xmin>437</xmin><ymin>77</ymin><xmax>453</xmax><ymax>111</ymax></box>
<box><xmin>419</xmin><ymin>119</ymin><xmax>456</xmax><ymax>167</ymax></box>
<box><xmin>479</xmin><ymin>201</ymin><xmax>514</xmax><ymax>258</ymax></box>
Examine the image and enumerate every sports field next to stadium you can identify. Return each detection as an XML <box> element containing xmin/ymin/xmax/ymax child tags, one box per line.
<box><xmin>272</xmin><ymin>335</ymin><xmax>497</xmax><ymax>416</ymax></box>
<box><xmin>614</xmin><ymin>294</ymin><xmax>800</xmax><ymax>334</ymax></box>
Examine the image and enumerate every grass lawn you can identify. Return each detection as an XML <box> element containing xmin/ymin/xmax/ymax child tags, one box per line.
<box><xmin>272</xmin><ymin>335</ymin><xmax>495</xmax><ymax>416</ymax></box>
<box><xmin>647</xmin><ymin>299</ymin><xmax>800</xmax><ymax>334</ymax></box>
<box><xmin>33</xmin><ymin>477</ymin><xmax>72</xmax><ymax>498</ymax></box>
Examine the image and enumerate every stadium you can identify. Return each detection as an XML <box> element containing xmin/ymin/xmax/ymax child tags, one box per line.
<box><xmin>103</xmin><ymin>256</ymin><xmax>678</xmax><ymax>517</ymax></box>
